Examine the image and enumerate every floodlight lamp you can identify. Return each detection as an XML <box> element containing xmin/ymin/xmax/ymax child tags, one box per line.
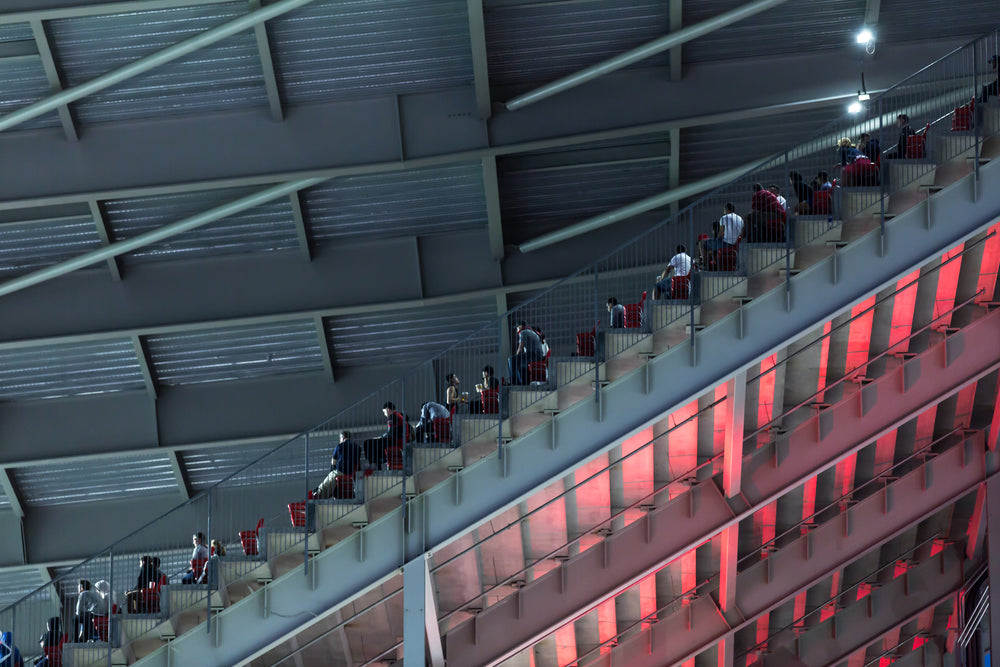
<box><xmin>848</xmin><ymin>101</ymin><xmax>863</xmax><ymax>114</ymax></box>
<box><xmin>856</xmin><ymin>28</ymin><xmax>874</xmax><ymax>44</ymax></box>
<box><xmin>858</xmin><ymin>92</ymin><xmax>871</xmax><ymax>101</ymax></box>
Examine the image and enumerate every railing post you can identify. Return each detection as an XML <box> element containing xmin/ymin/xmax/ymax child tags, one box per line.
<box><xmin>784</xmin><ymin>150</ymin><xmax>792</xmax><ymax>311</ymax></box>
<box><xmin>304</xmin><ymin>431</ymin><xmax>310</xmax><ymax>576</ymax></box>
<box><xmin>108</xmin><ymin>547</ymin><xmax>114</xmax><ymax>667</ymax></box>
<box><xmin>974</xmin><ymin>46</ymin><xmax>982</xmax><ymax>197</ymax></box>
<box><xmin>878</xmin><ymin>96</ymin><xmax>887</xmax><ymax>257</ymax></box>
<box><xmin>688</xmin><ymin>210</ymin><xmax>697</xmax><ymax>366</ymax></box>
<box><xmin>206</xmin><ymin>489</ymin><xmax>212</xmax><ymax>634</ymax></box>
<box><xmin>498</xmin><ymin>318</ymin><xmax>504</xmax><ymax>459</ymax></box>
<box><xmin>594</xmin><ymin>265</ymin><xmax>601</xmax><ymax>410</ymax></box>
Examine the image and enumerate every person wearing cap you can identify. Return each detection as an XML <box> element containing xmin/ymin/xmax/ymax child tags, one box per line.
<box><xmin>982</xmin><ymin>54</ymin><xmax>999</xmax><ymax>102</ymax></box>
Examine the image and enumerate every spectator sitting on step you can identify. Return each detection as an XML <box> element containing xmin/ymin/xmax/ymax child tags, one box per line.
<box><xmin>35</xmin><ymin>617</ymin><xmax>65</xmax><ymax>667</ymax></box>
<box><xmin>76</xmin><ymin>579</ymin><xmax>103</xmax><ymax>641</ymax></box>
<box><xmin>858</xmin><ymin>133</ymin><xmax>881</xmax><ymax>162</ymax></box>
<box><xmin>509</xmin><ymin>322</ymin><xmax>544</xmax><ymax>385</ymax></box>
<box><xmin>837</xmin><ymin>137</ymin><xmax>866</xmax><ymax>167</ymax></box>
<box><xmin>413</xmin><ymin>403</ymin><xmax>451</xmax><ymax>443</ymax></box>
<box><xmin>94</xmin><ymin>580</ymin><xmax>121</xmax><ymax>615</ymax></box>
<box><xmin>125</xmin><ymin>555</ymin><xmax>153</xmax><ymax>613</ymax></box>
<box><xmin>653</xmin><ymin>245</ymin><xmax>693</xmax><ymax>300</ymax></box>
<box><xmin>181</xmin><ymin>533</ymin><xmax>209</xmax><ymax>584</ymax></box>
<box><xmin>210</xmin><ymin>539</ymin><xmax>226</xmax><ymax>557</ymax></box>
<box><xmin>788</xmin><ymin>171</ymin><xmax>814</xmax><ymax>215</ymax></box>
<box><xmin>607</xmin><ymin>297</ymin><xmax>626</xmax><ymax>328</ymax></box>
<box><xmin>747</xmin><ymin>183</ymin><xmax>786</xmax><ymax>242</ymax></box>
<box><xmin>814</xmin><ymin>171</ymin><xmax>833</xmax><ymax>190</ymax></box>
<box><xmin>702</xmin><ymin>203</ymin><xmax>743</xmax><ymax>259</ymax></box>
<box><xmin>768</xmin><ymin>185</ymin><xmax>787</xmax><ymax>213</ymax></box>
<box><xmin>314</xmin><ymin>431</ymin><xmax>362</xmax><ymax>498</ymax></box>
<box><xmin>886</xmin><ymin>114</ymin><xmax>914</xmax><ymax>159</ymax></box>
<box><xmin>982</xmin><ymin>55</ymin><xmax>998</xmax><ymax>102</ymax></box>
<box><xmin>472</xmin><ymin>365</ymin><xmax>501</xmax><ymax>413</ymax></box>
<box><xmin>363</xmin><ymin>402</ymin><xmax>409</xmax><ymax>469</ymax></box>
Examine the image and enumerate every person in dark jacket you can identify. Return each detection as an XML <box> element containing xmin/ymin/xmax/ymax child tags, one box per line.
<box><xmin>788</xmin><ymin>171</ymin><xmax>814</xmax><ymax>215</ymax></box>
<box><xmin>0</xmin><ymin>631</ymin><xmax>23</xmax><ymax>667</ymax></box>
<box><xmin>363</xmin><ymin>402</ymin><xmax>408</xmax><ymax>469</ymax></box>
<box><xmin>34</xmin><ymin>617</ymin><xmax>65</xmax><ymax>667</ymax></box>
<box><xmin>887</xmin><ymin>114</ymin><xmax>914</xmax><ymax>158</ymax></box>
<box><xmin>314</xmin><ymin>431</ymin><xmax>362</xmax><ymax>498</ymax></box>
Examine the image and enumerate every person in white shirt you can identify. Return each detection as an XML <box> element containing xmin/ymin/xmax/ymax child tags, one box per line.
<box><xmin>700</xmin><ymin>204</ymin><xmax>744</xmax><ymax>267</ymax></box>
<box><xmin>654</xmin><ymin>245</ymin><xmax>693</xmax><ymax>299</ymax></box>
<box><xmin>768</xmin><ymin>185</ymin><xmax>788</xmax><ymax>212</ymax></box>
<box><xmin>181</xmin><ymin>532</ymin><xmax>210</xmax><ymax>584</ymax></box>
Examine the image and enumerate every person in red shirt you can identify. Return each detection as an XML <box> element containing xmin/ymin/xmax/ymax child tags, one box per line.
<box><xmin>363</xmin><ymin>402</ymin><xmax>409</xmax><ymax>469</ymax></box>
<box><xmin>747</xmin><ymin>183</ymin><xmax>786</xmax><ymax>242</ymax></box>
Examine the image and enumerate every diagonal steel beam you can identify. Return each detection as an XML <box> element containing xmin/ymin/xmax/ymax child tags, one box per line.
<box><xmin>0</xmin><ymin>0</ymin><xmax>322</xmax><ymax>133</ymax></box>
<box><xmin>131</xmin><ymin>335</ymin><xmax>157</xmax><ymax>398</ymax></box>
<box><xmin>0</xmin><ymin>177</ymin><xmax>322</xmax><ymax>299</ymax></box>
<box><xmin>29</xmin><ymin>19</ymin><xmax>78</xmax><ymax>141</ymax></box>
<box><xmin>167</xmin><ymin>450</ymin><xmax>191</xmax><ymax>500</ymax></box>
<box><xmin>288</xmin><ymin>191</ymin><xmax>312</xmax><ymax>261</ymax></box>
<box><xmin>467</xmin><ymin>0</ymin><xmax>491</xmax><ymax>120</ymax></box>
<box><xmin>504</xmin><ymin>0</ymin><xmax>792</xmax><ymax>111</ymax></box>
<box><xmin>314</xmin><ymin>315</ymin><xmax>335</xmax><ymax>383</ymax></box>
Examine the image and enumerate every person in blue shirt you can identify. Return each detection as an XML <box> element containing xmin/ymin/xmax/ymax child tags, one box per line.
<box><xmin>0</xmin><ymin>631</ymin><xmax>23</xmax><ymax>667</ymax></box>
<box><xmin>509</xmin><ymin>322</ymin><xmax>543</xmax><ymax>385</ymax></box>
<box><xmin>315</xmin><ymin>431</ymin><xmax>362</xmax><ymax>498</ymax></box>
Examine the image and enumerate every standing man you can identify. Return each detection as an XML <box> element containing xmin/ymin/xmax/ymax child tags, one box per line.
<box><xmin>607</xmin><ymin>297</ymin><xmax>626</xmax><ymax>328</ymax></box>
<box><xmin>75</xmin><ymin>580</ymin><xmax>103</xmax><ymax>641</ymax></box>
<box><xmin>509</xmin><ymin>322</ymin><xmax>543</xmax><ymax>385</ymax></box>
<box><xmin>887</xmin><ymin>114</ymin><xmax>914</xmax><ymax>158</ymax></box>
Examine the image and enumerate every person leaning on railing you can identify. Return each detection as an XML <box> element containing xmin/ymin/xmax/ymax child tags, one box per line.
<box><xmin>508</xmin><ymin>322</ymin><xmax>543</xmax><ymax>386</ymax></box>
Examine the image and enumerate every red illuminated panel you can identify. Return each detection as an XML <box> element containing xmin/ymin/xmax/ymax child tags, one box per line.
<box><xmin>845</xmin><ymin>296</ymin><xmax>876</xmax><ymax>377</ymax></box>
<box><xmin>638</xmin><ymin>574</ymin><xmax>657</xmax><ymax>630</ymax></box>
<box><xmin>888</xmin><ymin>270</ymin><xmax>920</xmax><ymax>352</ymax></box>
<box><xmin>757</xmin><ymin>355</ymin><xmax>777</xmax><ymax>427</ymax></box>
<box><xmin>553</xmin><ymin>624</ymin><xmax>577</xmax><ymax>667</ymax></box>
<box><xmin>597</xmin><ymin>599</ymin><xmax>616</xmax><ymax>654</ymax></box>
<box><xmin>975</xmin><ymin>221</ymin><xmax>1000</xmax><ymax>302</ymax></box>
<box><xmin>953</xmin><ymin>383</ymin><xmax>977</xmax><ymax>429</ymax></box>
<box><xmin>819</xmin><ymin>570</ymin><xmax>842</xmax><ymax>622</ymax></box>
<box><xmin>932</xmin><ymin>246</ymin><xmax>964</xmax><ymax>326</ymax></box>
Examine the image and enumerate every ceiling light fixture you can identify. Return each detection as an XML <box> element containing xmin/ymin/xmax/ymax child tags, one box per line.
<box><xmin>856</xmin><ymin>27</ymin><xmax>874</xmax><ymax>44</ymax></box>
<box><xmin>848</xmin><ymin>101</ymin><xmax>863</xmax><ymax>114</ymax></box>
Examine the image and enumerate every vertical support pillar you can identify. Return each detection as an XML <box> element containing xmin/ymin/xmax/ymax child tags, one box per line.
<box><xmin>719</xmin><ymin>633</ymin><xmax>736</xmax><ymax>667</ymax></box>
<box><xmin>719</xmin><ymin>523</ymin><xmax>739</xmax><ymax>617</ymax></box>
<box><xmin>985</xmin><ymin>473</ymin><xmax>1000</xmax><ymax>663</ymax></box>
<box><xmin>723</xmin><ymin>371</ymin><xmax>747</xmax><ymax>498</ymax></box>
<box><xmin>403</xmin><ymin>554</ymin><xmax>445</xmax><ymax>667</ymax></box>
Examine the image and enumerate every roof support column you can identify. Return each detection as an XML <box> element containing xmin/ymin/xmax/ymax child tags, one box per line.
<box><xmin>87</xmin><ymin>200</ymin><xmax>122</xmax><ymax>280</ymax></box>
<box><xmin>467</xmin><ymin>0</ymin><xmax>492</xmax><ymax>119</ymax></box>
<box><xmin>403</xmin><ymin>553</ymin><xmax>445</xmax><ymax>667</ymax></box>
<box><xmin>669</xmin><ymin>0</ymin><xmax>682</xmax><ymax>82</ymax></box>
<box><xmin>248</xmin><ymin>0</ymin><xmax>284</xmax><ymax>122</ymax></box>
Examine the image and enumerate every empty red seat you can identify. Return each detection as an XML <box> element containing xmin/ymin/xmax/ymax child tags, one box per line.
<box><xmin>576</xmin><ymin>325</ymin><xmax>597</xmax><ymax>357</ymax></box>
<box><xmin>430</xmin><ymin>416</ymin><xmax>452</xmax><ymax>443</ymax></box>
<box><xmin>480</xmin><ymin>388</ymin><xmax>500</xmax><ymax>414</ymax></box>
<box><xmin>386</xmin><ymin>446</ymin><xmax>405</xmax><ymax>471</ymax></box>
<box><xmin>332</xmin><ymin>474</ymin><xmax>355</xmax><ymax>499</ymax></box>
<box><xmin>905</xmin><ymin>124</ymin><xmax>930</xmax><ymax>158</ymax></box>
<box><xmin>623</xmin><ymin>291</ymin><xmax>647</xmax><ymax>328</ymax></box>
<box><xmin>287</xmin><ymin>502</ymin><xmax>307</xmax><ymax>528</ymax></box>
<box><xmin>952</xmin><ymin>100</ymin><xmax>974</xmax><ymax>131</ymax></box>
<box><xmin>240</xmin><ymin>518</ymin><xmax>264</xmax><ymax>556</ymax></box>
<box><xmin>716</xmin><ymin>245</ymin><xmax>739</xmax><ymax>271</ymax></box>
<box><xmin>527</xmin><ymin>360</ymin><xmax>548</xmax><ymax>383</ymax></box>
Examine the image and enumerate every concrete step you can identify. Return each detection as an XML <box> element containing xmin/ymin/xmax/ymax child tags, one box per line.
<box><xmin>700</xmin><ymin>274</ymin><xmax>748</xmax><ymax>301</ymax></box>
<box><xmin>743</xmin><ymin>244</ymin><xmax>795</xmax><ymax>274</ymax></box>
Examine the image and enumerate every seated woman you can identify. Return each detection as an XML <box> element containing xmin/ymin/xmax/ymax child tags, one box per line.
<box><xmin>472</xmin><ymin>365</ymin><xmax>501</xmax><ymax>413</ymax></box>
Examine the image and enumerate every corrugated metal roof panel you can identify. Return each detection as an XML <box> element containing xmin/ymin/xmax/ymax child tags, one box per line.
<box><xmin>47</xmin><ymin>2</ymin><xmax>267</xmax><ymax>124</ymax></box>
<box><xmin>304</xmin><ymin>163</ymin><xmax>488</xmax><ymax>242</ymax></box>
<box><xmin>683</xmin><ymin>0</ymin><xmax>866</xmax><ymax>63</ymax></box>
<box><xmin>0</xmin><ymin>22</ymin><xmax>33</xmax><ymax>42</ymax></box>
<box><xmin>103</xmin><ymin>187</ymin><xmax>300</xmax><ymax>262</ymax></box>
<box><xmin>267</xmin><ymin>0</ymin><xmax>473</xmax><ymax>104</ymax></box>
<box><xmin>679</xmin><ymin>106</ymin><xmax>845</xmax><ymax>183</ymax></box>
<box><xmin>0</xmin><ymin>56</ymin><xmax>63</xmax><ymax>130</ymax></box>
<box><xmin>485</xmin><ymin>0</ymin><xmax>669</xmax><ymax>94</ymax></box>
<box><xmin>0</xmin><ymin>567</ymin><xmax>51</xmax><ymax>607</ymax></box>
<box><xmin>499</xmin><ymin>159</ymin><xmax>669</xmax><ymax>245</ymax></box>
<box><xmin>181</xmin><ymin>438</ymin><xmax>332</xmax><ymax>491</ymax></box>
<box><xmin>11</xmin><ymin>454</ymin><xmax>177</xmax><ymax>507</ymax></box>
<box><xmin>0</xmin><ymin>215</ymin><xmax>104</xmax><ymax>276</ymax></box>
<box><xmin>0</xmin><ymin>339</ymin><xmax>145</xmax><ymax>401</ymax></box>
<box><xmin>877</xmin><ymin>0</ymin><xmax>1000</xmax><ymax>44</ymax></box>
<box><xmin>326</xmin><ymin>297</ymin><xmax>498</xmax><ymax>367</ymax></box>
<box><xmin>145</xmin><ymin>320</ymin><xmax>325</xmax><ymax>385</ymax></box>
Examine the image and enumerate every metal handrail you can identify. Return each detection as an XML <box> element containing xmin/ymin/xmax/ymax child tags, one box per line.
<box><xmin>2</xmin><ymin>30</ymin><xmax>997</xmax><ymax>663</ymax></box>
